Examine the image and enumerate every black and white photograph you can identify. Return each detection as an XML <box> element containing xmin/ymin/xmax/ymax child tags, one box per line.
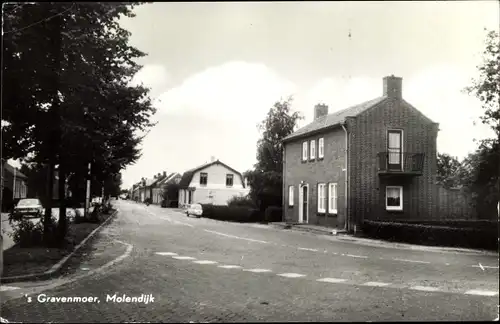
<box><xmin>1</xmin><ymin>1</ymin><xmax>499</xmax><ymax>322</ymax></box>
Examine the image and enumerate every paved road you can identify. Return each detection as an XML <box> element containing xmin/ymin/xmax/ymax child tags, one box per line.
<box><xmin>1</xmin><ymin>200</ymin><xmax>498</xmax><ymax>322</ymax></box>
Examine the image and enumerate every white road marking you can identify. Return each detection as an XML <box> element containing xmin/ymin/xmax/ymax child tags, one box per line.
<box><xmin>362</xmin><ymin>281</ymin><xmax>391</xmax><ymax>287</ymax></box>
<box><xmin>465</xmin><ymin>289</ymin><xmax>499</xmax><ymax>296</ymax></box>
<box><xmin>277</xmin><ymin>273</ymin><xmax>306</xmax><ymax>278</ymax></box>
<box><xmin>346</xmin><ymin>254</ymin><xmax>368</xmax><ymax>259</ymax></box>
<box><xmin>298</xmin><ymin>247</ymin><xmax>318</xmax><ymax>252</ymax></box>
<box><xmin>172</xmin><ymin>256</ymin><xmax>196</xmax><ymax>260</ymax></box>
<box><xmin>244</xmin><ymin>269</ymin><xmax>272</xmax><ymax>273</ymax></box>
<box><xmin>193</xmin><ymin>260</ymin><xmax>218</xmax><ymax>265</ymax></box>
<box><xmin>472</xmin><ymin>265</ymin><xmax>499</xmax><ymax>269</ymax></box>
<box><xmin>204</xmin><ymin>230</ymin><xmax>269</xmax><ymax>244</ymax></box>
<box><xmin>393</xmin><ymin>258</ymin><xmax>430</xmax><ymax>264</ymax></box>
<box><xmin>155</xmin><ymin>252</ymin><xmax>178</xmax><ymax>256</ymax></box>
<box><xmin>173</xmin><ymin>221</ymin><xmax>194</xmax><ymax>227</ymax></box>
<box><xmin>409</xmin><ymin>286</ymin><xmax>440</xmax><ymax>292</ymax></box>
<box><xmin>478</xmin><ymin>263</ymin><xmax>485</xmax><ymax>271</ymax></box>
<box><xmin>317</xmin><ymin>278</ymin><xmax>347</xmax><ymax>283</ymax></box>
<box><xmin>0</xmin><ymin>286</ymin><xmax>20</xmax><ymax>292</ymax></box>
<box><xmin>218</xmin><ymin>265</ymin><xmax>242</xmax><ymax>269</ymax></box>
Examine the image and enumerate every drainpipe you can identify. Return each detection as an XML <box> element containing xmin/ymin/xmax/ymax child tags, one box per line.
<box><xmin>282</xmin><ymin>143</ymin><xmax>286</xmax><ymax>223</ymax></box>
<box><xmin>341</xmin><ymin>123</ymin><xmax>349</xmax><ymax>232</ymax></box>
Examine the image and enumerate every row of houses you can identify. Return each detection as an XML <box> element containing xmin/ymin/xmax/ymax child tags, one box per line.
<box><xmin>129</xmin><ymin>158</ymin><xmax>250</xmax><ymax>207</ymax></box>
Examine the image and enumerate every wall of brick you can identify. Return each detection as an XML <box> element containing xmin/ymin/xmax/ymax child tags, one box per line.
<box><xmin>346</xmin><ymin>98</ymin><xmax>439</xmax><ymax>227</ymax></box>
<box><xmin>283</xmin><ymin>127</ymin><xmax>347</xmax><ymax>228</ymax></box>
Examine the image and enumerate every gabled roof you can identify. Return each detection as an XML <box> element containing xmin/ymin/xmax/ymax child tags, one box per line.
<box><xmin>156</xmin><ymin>172</ymin><xmax>181</xmax><ymax>187</ymax></box>
<box><xmin>283</xmin><ymin>97</ymin><xmax>387</xmax><ymax>143</ymax></box>
<box><xmin>3</xmin><ymin>162</ymin><xmax>28</xmax><ymax>179</ymax></box>
<box><xmin>179</xmin><ymin>160</ymin><xmax>245</xmax><ymax>189</ymax></box>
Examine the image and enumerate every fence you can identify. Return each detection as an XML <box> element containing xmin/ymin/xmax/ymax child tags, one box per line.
<box><xmin>435</xmin><ymin>185</ymin><xmax>475</xmax><ymax>220</ymax></box>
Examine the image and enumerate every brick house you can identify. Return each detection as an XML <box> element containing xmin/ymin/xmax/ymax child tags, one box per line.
<box><xmin>282</xmin><ymin>75</ymin><xmax>439</xmax><ymax>233</ymax></box>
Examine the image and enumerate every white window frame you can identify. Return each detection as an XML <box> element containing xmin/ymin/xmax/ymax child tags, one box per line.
<box><xmin>288</xmin><ymin>186</ymin><xmax>294</xmax><ymax>207</ymax></box>
<box><xmin>328</xmin><ymin>183</ymin><xmax>337</xmax><ymax>214</ymax></box>
<box><xmin>318</xmin><ymin>138</ymin><xmax>324</xmax><ymax>159</ymax></box>
<box><xmin>386</xmin><ymin>186</ymin><xmax>403</xmax><ymax>211</ymax></box>
<box><xmin>302</xmin><ymin>142</ymin><xmax>308</xmax><ymax>161</ymax></box>
<box><xmin>310</xmin><ymin>140</ymin><xmax>316</xmax><ymax>160</ymax></box>
<box><xmin>317</xmin><ymin>183</ymin><xmax>326</xmax><ymax>213</ymax></box>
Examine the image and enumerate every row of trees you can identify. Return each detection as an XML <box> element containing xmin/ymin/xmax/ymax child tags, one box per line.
<box><xmin>2</xmin><ymin>3</ymin><xmax>155</xmax><ymax>244</ymax></box>
<box><xmin>247</xmin><ymin>30</ymin><xmax>499</xmax><ymax>218</ymax></box>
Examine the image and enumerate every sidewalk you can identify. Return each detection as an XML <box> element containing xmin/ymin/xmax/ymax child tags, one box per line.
<box><xmin>269</xmin><ymin>222</ymin><xmax>499</xmax><ymax>256</ymax></box>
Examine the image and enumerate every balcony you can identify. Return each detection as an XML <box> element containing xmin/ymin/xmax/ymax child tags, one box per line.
<box><xmin>377</xmin><ymin>152</ymin><xmax>424</xmax><ymax>177</ymax></box>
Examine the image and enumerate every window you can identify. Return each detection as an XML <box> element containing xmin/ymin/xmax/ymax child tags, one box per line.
<box><xmin>310</xmin><ymin>140</ymin><xmax>316</xmax><ymax>160</ymax></box>
<box><xmin>226</xmin><ymin>174</ymin><xmax>234</xmax><ymax>187</ymax></box>
<box><xmin>302</xmin><ymin>142</ymin><xmax>308</xmax><ymax>161</ymax></box>
<box><xmin>386</xmin><ymin>186</ymin><xmax>403</xmax><ymax>211</ymax></box>
<box><xmin>200</xmin><ymin>173</ymin><xmax>208</xmax><ymax>186</ymax></box>
<box><xmin>318</xmin><ymin>138</ymin><xmax>324</xmax><ymax>159</ymax></box>
<box><xmin>328</xmin><ymin>183</ymin><xmax>337</xmax><ymax>214</ymax></box>
<box><xmin>288</xmin><ymin>186</ymin><xmax>294</xmax><ymax>207</ymax></box>
<box><xmin>317</xmin><ymin>183</ymin><xmax>326</xmax><ymax>213</ymax></box>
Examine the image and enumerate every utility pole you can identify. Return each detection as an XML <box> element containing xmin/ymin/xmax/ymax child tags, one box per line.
<box><xmin>84</xmin><ymin>162</ymin><xmax>91</xmax><ymax>219</ymax></box>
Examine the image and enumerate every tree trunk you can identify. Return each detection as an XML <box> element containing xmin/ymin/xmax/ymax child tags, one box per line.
<box><xmin>45</xmin><ymin>12</ymin><xmax>63</xmax><ymax>246</ymax></box>
<box><xmin>57</xmin><ymin>161</ymin><xmax>67</xmax><ymax>243</ymax></box>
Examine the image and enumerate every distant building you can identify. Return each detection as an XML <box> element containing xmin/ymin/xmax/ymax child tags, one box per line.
<box><xmin>1</xmin><ymin>160</ymin><xmax>28</xmax><ymax>211</ymax></box>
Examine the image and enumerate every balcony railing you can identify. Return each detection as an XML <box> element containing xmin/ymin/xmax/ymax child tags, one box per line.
<box><xmin>377</xmin><ymin>152</ymin><xmax>424</xmax><ymax>176</ymax></box>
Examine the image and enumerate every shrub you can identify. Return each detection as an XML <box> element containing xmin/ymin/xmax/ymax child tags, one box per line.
<box><xmin>161</xmin><ymin>200</ymin><xmax>168</xmax><ymax>208</ymax></box>
<box><xmin>8</xmin><ymin>217</ymin><xmax>59</xmax><ymax>247</ymax></box>
<box><xmin>227</xmin><ymin>195</ymin><xmax>257</xmax><ymax>208</ymax></box>
<box><xmin>264</xmin><ymin>206</ymin><xmax>283</xmax><ymax>223</ymax></box>
<box><xmin>200</xmin><ymin>204</ymin><xmax>256</xmax><ymax>223</ymax></box>
<box><xmin>361</xmin><ymin>220</ymin><xmax>498</xmax><ymax>251</ymax></box>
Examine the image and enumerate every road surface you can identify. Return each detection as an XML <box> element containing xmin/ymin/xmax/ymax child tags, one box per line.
<box><xmin>1</xmin><ymin>200</ymin><xmax>498</xmax><ymax>322</ymax></box>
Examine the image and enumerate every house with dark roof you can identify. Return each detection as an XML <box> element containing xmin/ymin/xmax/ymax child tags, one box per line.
<box><xmin>282</xmin><ymin>75</ymin><xmax>439</xmax><ymax>233</ymax></box>
<box><xmin>150</xmin><ymin>172</ymin><xmax>181</xmax><ymax>205</ymax></box>
<box><xmin>178</xmin><ymin>157</ymin><xmax>249</xmax><ymax>207</ymax></box>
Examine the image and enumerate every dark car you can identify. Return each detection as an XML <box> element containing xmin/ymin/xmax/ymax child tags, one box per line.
<box><xmin>12</xmin><ymin>198</ymin><xmax>44</xmax><ymax>220</ymax></box>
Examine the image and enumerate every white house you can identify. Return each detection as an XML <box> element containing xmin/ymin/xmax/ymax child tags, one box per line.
<box><xmin>178</xmin><ymin>158</ymin><xmax>249</xmax><ymax>207</ymax></box>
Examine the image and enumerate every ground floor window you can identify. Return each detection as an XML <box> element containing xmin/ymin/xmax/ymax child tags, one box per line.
<box><xmin>317</xmin><ymin>183</ymin><xmax>326</xmax><ymax>213</ymax></box>
<box><xmin>386</xmin><ymin>186</ymin><xmax>403</xmax><ymax>211</ymax></box>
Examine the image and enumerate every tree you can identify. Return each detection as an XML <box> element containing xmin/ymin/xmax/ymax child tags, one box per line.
<box><xmin>463</xmin><ymin>29</ymin><xmax>500</xmax><ymax>219</ymax></box>
<box><xmin>245</xmin><ymin>97</ymin><xmax>303</xmax><ymax>211</ymax></box>
<box><xmin>436</xmin><ymin>153</ymin><xmax>463</xmax><ymax>188</ymax></box>
<box><xmin>2</xmin><ymin>3</ymin><xmax>155</xmax><ymax>244</ymax></box>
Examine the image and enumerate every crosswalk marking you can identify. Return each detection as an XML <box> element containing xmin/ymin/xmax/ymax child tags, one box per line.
<box><xmin>317</xmin><ymin>278</ymin><xmax>347</xmax><ymax>283</ymax></box>
<box><xmin>277</xmin><ymin>273</ymin><xmax>306</xmax><ymax>278</ymax></box>
<box><xmin>155</xmin><ymin>252</ymin><xmax>177</xmax><ymax>256</ymax></box>
<box><xmin>362</xmin><ymin>281</ymin><xmax>391</xmax><ymax>287</ymax></box>
<box><xmin>193</xmin><ymin>260</ymin><xmax>217</xmax><ymax>265</ymax></box>
<box><xmin>465</xmin><ymin>289</ymin><xmax>499</xmax><ymax>296</ymax></box>
<box><xmin>244</xmin><ymin>269</ymin><xmax>272</xmax><ymax>273</ymax></box>
<box><xmin>0</xmin><ymin>286</ymin><xmax>20</xmax><ymax>292</ymax></box>
<box><xmin>172</xmin><ymin>256</ymin><xmax>196</xmax><ymax>260</ymax></box>
<box><xmin>410</xmin><ymin>286</ymin><xmax>440</xmax><ymax>292</ymax></box>
<box><xmin>218</xmin><ymin>265</ymin><xmax>242</xmax><ymax>269</ymax></box>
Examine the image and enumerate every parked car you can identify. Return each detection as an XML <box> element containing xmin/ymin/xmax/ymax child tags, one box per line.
<box><xmin>12</xmin><ymin>198</ymin><xmax>43</xmax><ymax>220</ymax></box>
<box><xmin>186</xmin><ymin>203</ymin><xmax>203</xmax><ymax>218</ymax></box>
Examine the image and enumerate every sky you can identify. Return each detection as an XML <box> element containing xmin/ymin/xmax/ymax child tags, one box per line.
<box><xmin>10</xmin><ymin>1</ymin><xmax>498</xmax><ymax>189</ymax></box>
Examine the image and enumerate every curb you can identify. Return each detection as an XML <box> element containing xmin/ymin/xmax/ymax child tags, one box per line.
<box><xmin>270</xmin><ymin>224</ymin><xmax>499</xmax><ymax>256</ymax></box>
<box><xmin>1</xmin><ymin>210</ymin><xmax>118</xmax><ymax>284</ymax></box>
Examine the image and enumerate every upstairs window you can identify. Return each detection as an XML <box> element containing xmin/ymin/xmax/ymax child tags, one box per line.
<box><xmin>200</xmin><ymin>172</ymin><xmax>208</xmax><ymax>186</ymax></box>
<box><xmin>318</xmin><ymin>138</ymin><xmax>324</xmax><ymax>159</ymax></box>
<box><xmin>226</xmin><ymin>174</ymin><xmax>234</xmax><ymax>187</ymax></box>
<box><xmin>302</xmin><ymin>142</ymin><xmax>308</xmax><ymax>161</ymax></box>
<box><xmin>310</xmin><ymin>140</ymin><xmax>316</xmax><ymax>160</ymax></box>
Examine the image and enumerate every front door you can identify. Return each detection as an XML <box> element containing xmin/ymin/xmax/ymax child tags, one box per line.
<box><xmin>387</xmin><ymin>130</ymin><xmax>403</xmax><ymax>171</ymax></box>
<box><xmin>298</xmin><ymin>185</ymin><xmax>309</xmax><ymax>223</ymax></box>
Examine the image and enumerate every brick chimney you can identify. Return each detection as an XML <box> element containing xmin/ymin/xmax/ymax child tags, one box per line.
<box><xmin>210</xmin><ymin>156</ymin><xmax>216</xmax><ymax>162</ymax></box>
<box><xmin>163</xmin><ymin>171</ymin><xmax>167</xmax><ymax>177</ymax></box>
<box><xmin>383</xmin><ymin>75</ymin><xmax>402</xmax><ymax>98</ymax></box>
<box><xmin>314</xmin><ymin>103</ymin><xmax>328</xmax><ymax>119</ymax></box>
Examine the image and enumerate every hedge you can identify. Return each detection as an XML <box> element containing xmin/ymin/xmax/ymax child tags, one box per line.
<box><xmin>361</xmin><ymin>220</ymin><xmax>498</xmax><ymax>251</ymax></box>
<box><xmin>388</xmin><ymin>219</ymin><xmax>497</xmax><ymax>230</ymax></box>
<box><xmin>200</xmin><ymin>204</ymin><xmax>265</xmax><ymax>223</ymax></box>
<box><xmin>264</xmin><ymin>206</ymin><xmax>283</xmax><ymax>223</ymax></box>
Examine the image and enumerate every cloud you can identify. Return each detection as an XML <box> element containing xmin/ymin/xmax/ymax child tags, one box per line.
<box><xmin>121</xmin><ymin>61</ymin><xmax>296</xmax><ymax>188</ymax></box>
<box><xmin>131</xmin><ymin>64</ymin><xmax>170</xmax><ymax>92</ymax></box>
